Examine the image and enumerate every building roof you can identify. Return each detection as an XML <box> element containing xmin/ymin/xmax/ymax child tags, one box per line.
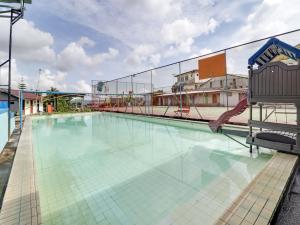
<box><xmin>174</xmin><ymin>69</ymin><xmax>198</xmax><ymax>77</ymax></box>
<box><xmin>155</xmin><ymin>88</ymin><xmax>247</xmax><ymax>97</ymax></box>
<box><xmin>0</xmin><ymin>89</ymin><xmax>41</xmax><ymax>100</ymax></box>
<box><xmin>195</xmin><ymin>74</ymin><xmax>247</xmax><ymax>86</ymax></box>
<box><xmin>248</xmin><ymin>38</ymin><xmax>300</xmax><ymax>66</ymax></box>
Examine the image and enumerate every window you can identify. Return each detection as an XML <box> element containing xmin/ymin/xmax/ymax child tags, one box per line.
<box><xmin>220</xmin><ymin>80</ymin><xmax>223</xmax><ymax>88</ymax></box>
<box><xmin>233</xmin><ymin>78</ymin><xmax>236</xmax><ymax>88</ymax></box>
<box><xmin>185</xmin><ymin>76</ymin><xmax>188</xmax><ymax>81</ymax></box>
<box><xmin>181</xmin><ymin>77</ymin><xmax>184</xmax><ymax>82</ymax></box>
<box><xmin>210</xmin><ymin>82</ymin><xmax>212</xmax><ymax>88</ymax></box>
<box><xmin>10</xmin><ymin>101</ymin><xmax>15</xmax><ymax>105</ymax></box>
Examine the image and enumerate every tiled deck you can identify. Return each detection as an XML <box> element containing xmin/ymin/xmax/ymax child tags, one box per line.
<box><xmin>0</xmin><ymin>118</ymin><xmax>41</xmax><ymax>225</ymax></box>
<box><xmin>215</xmin><ymin>153</ymin><xmax>298</xmax><ymax>225</ymax></box>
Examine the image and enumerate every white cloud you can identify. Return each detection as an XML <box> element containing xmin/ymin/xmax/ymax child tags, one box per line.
<box><xmin>0</xmin><ymin>59</ymin><xmax>28</xmax><ymax>89</ymax></box>
<box><xmin>78</xmin><ymin>36</ymin><xmax>95</xmax><ymax>47</ymax></box>
<box><xmin>6</xmin><ymin>0</ymin><xmax>300</xmax><ymax>92</ymax></box>
<box><xmin>225</xmin><ymin>0</ymin><xmax>300</xmax><ymax>74</ymax></box>
<box><xmin>199</xmin><ymin>48</ymin><xmax>213</xmax><ymax>55</ymax></box>
<box><xmin>37</xmin><ymin>69</ymin><xmax>67</xmax><ymax>91</ymax></box>
<box><xmin>75</xmin><ymin>80</ymin><xmax>91</xmax><ymax>93</ymax></box>
<box><xmin>126</xmin><ymin>44</ymin><xmax>156</xmax><ymax>66</ymax></box>
<box><xmin>231</xmin><ymin>0</ymin><xmax>300</xmax><ymax>45</ymax></box>
<box><xmin>57</xmin><ymin>37</ymin><xmax>119</xmax><ymax>71</ymax></box>
<box><xmin>0</xmin><ymin>19</ymin><xmax>55</xmax><ymax>63</ymax></box>
<box><xmin>161</xmin><ymin>18</ymin><xmax>198</xmax><ymax>44</ymax></box>
<box><xmin>40</xmin><ymin>0</ymin><xmax>221</xmax><ymax>68</ymax></box>
<box><xmin>163</xmin><ymin>18</ymin><xmax>218</xmax><ymax>57</ymax></box>
<box><xmin>149</xmin><ymin>54</ymin><xmax>161</xmax><ymax>66</ymax></box>
<box><xmin>115</xmin><ymin>0</ymin><xmax>181</xmax><ymax>19</ymax></box>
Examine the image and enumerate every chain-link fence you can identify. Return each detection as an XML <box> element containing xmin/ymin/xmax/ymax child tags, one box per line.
<box><xmin>90</xmin><ymin>31</ymin><xmax>300</xmax><ymax>125</ymax></box>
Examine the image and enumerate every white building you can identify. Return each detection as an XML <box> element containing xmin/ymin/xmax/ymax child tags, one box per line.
<box><xmin>155</xmin><ymin>73</ymin><xmax>248</xmax><ymax>107</ymax></box>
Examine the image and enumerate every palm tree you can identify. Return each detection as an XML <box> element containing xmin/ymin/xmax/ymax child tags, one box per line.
<box><xmin>45</xmin><ymin>87</ymin><xmax>59</xmax><ymax>111</ymax></box>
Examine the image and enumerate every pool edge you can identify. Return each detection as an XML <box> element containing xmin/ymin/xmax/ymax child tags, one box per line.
<box><xmin>0</xmin><ymin>117</ymin><xmax>41</xmax><ymax>225</ymax></box>
<box><xmin>215</xmin><ymin>152</ymin><xmax>299</xmax><ymax>225</ymax></box>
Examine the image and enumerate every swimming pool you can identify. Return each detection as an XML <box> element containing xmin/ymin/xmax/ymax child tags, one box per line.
<box><xmin>32</xmin><ymin>112</ymin><xmax>272</xmax><ymax>225</ymax></box>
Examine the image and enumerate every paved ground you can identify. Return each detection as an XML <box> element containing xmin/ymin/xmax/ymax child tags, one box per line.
<box><xmin>215</xmin><ymin>153</ymin><xmax>298</xmax><ymax>225</ymax></box>
<box><xmin>274</xmin><ymin>164</ymin><xmax>300</xmax><ymax>225</ymax></box>
<box><xmin>0</xmin><ymin>120</ymin><xmax>21</xmax><ymax>208</ymax></box>
<box><xmin>102</xmin><ymin>106</ymin><xmax>297</xmax><ymax>125</ymax></box>
<box><xmin>0</xmin><ymin>118</ymin><xmax>41</xmax><ymax>225</ymax></box>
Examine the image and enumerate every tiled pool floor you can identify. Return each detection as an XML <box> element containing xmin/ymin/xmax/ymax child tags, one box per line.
<box><xmin>0</xmin><ymin>113</ymin><xmax>278</xmax><ymax>225</ymax></box>
<box><xmin>31</xmin><ymin>113</ymin><xmax>272</xmax><ymax>225</ymax></box>
<box><xmin>39</xmin><ymin>151</ymin><xmax>270</xmax><ymax>225</ymax></box>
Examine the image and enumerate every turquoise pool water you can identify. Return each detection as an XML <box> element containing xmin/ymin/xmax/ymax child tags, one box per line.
<box><xmin>32</xmin><ymin>113</ymin><xmax>272</xmax><ymax>225</ymax></box>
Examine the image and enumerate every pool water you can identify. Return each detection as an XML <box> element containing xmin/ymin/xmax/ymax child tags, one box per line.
<box><xmin>32</xmin><ymin>113</ymin><xmax>272</xmax><ymax>225</ymax></box>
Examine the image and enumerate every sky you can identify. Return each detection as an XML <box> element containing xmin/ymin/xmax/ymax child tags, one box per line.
<box><xmin>0</xmin><ymin>0</ymin><xmax>299</xmax><ymax>93</ymax></box>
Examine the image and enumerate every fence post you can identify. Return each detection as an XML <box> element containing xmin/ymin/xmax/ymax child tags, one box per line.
<box><xmin>178</xmin><ymin>62</ymin><xmax>182</xmax><ymax>117</ymax></box>
<box><xmin>116</xmin><ymin>80</ymin><xmax>119</xmax><ymax>112</ymax></box>
<box><xmin>226</xmin><ymin>73</ymin><xmax>229</xmax><ymax>111</ymax></box>
<box><xmin>131</xmin><ymin>75</ymin><xmax>134</xmax><ymax>113</ymax></box>
<box><xmin>225</xmin><ymin>50</ymin><xmax>229</xmax><ymax>111</ymax></box>
<box><xmin>7</xmin><ymin>10</ymin><xmax>13</xmax><ymax>139</ymax></box>
<box><xmin>296</xmin><ymin>103</ymin><xmax>300</xmax><ymax>148</ymax></box>
<box><xmin>151</xmin><ymin>70</ymin><xmax>153</xmax><ymax>115</ymax></box>
<box><xmin>20</xmin><ymin>90</ymin><xmax>23</xmax><ymax>130</ymax></box>
<box><xmin>144</xmin><ymin>83</ymin><xmax>146</xmax><ymax>115</ymax></box>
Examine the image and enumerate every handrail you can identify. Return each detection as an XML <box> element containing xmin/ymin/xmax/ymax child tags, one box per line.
<box><xmin>222</xmin><ymin>132</ymin><xmax>249</xmax><ymax>148</ymax></box>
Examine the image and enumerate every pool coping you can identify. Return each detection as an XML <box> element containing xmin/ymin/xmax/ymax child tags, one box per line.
<box><xmin>0</xmin><ymin>117</ymin><xmax>41</xmax><ymax>225</ymax></box>
<box><xmin>215</xmin><ymin>152</ymin><xmax>298</xmax><ymax>225</ymax></box>
<box><xmin>0</xmin><ymin>112</ymin><xmax>296</xmax><ymax>225</ymax></box>
<box><xmin>30</xmin><ymin>111</ymin><xmax>250</xmax><ymax>133</ymax></box>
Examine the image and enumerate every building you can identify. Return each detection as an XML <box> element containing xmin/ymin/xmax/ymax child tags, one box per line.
<box><xmin>154</xmin><ymin>73</ymin><xmax>248</xmax><ymax>107</ymax></box>
<box><xmin>153</xmin><ymin>52</ymin><xmax>248</xmax><ymax>107</ymax></box>
<box><xmin>172</xmin><ymin>70</ymin><xmax>199</xmax><ymax>92</ymax></box>
<box><xmin>0</xmin><ymin>89</ymin><xmax>43</xmax><ymax>115</ymax></box>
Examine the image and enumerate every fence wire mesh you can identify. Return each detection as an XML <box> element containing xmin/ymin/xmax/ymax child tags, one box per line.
<box><xmin>89</xmin><ymin>31</ymin><xmax>300</xmax><ymax>125</ymax></box>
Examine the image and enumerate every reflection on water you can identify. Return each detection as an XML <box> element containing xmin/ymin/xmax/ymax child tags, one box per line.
<box><xmin>32</xmin><ymin>113</ymin><xmax>272</xmax><ymax>225</ymax></box>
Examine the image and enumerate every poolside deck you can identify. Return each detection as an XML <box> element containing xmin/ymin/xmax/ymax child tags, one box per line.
<box><xmin>101</xmin><ymin>106</ymin><xmax>297</xmax><ymax>125</ymax></box>
<box><xmin>215</xmin><ymin>153</ymin><xmax>298</xmax><ymax>225</ymax></box>
<box><xmin>0</xmin><ymin>118</ymin><xmax>41</xmax><ymax>225</ymax></box>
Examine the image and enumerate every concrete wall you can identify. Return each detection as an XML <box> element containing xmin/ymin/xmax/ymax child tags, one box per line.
<box><xmin>39</xmin><ymin>101</ymin><xmax>43</xmax><ymax>112</ymax></box>
<box><xmin>23</xmin><ymin>100</ymin><xmax>43</xmax><ymax>115</ymax></box>
<box><xmin>196</xmin><ymin>75</ymin><xmax>248</xmax><ymax>90</ymax></box>
<box><xmin>220</xmin><ymin>92</ymin><xmax>240</xmax><ymax>107</ymax></box>
<box><xmin>24</xmin><ymin>100</ymin><xmax>31</xmax><ymax>115</ymax></box>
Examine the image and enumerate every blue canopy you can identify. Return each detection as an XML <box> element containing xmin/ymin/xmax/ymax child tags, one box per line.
<box><xmin>248</xmin><ymin>38</ymin><xmax>300</xmax><ymax>66</ymax></box>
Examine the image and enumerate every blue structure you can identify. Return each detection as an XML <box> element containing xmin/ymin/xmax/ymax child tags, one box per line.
<box><xmin>0</xmin><ymin>101</ymin><xmax>8</xmax><ymax>109</ymax></box>
<box><xmin>0</xmin><ymin>103</ymin><xmax>15</xmax><ymax>152</ymax></box>
<box><xmin>248</xmin><ymin>37</ymin><xmax>300</xmax><ymax>67</ymax></box>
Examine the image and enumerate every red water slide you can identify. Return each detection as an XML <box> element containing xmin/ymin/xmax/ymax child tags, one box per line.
<box><xmin>209</xmin><ymin>97</ymin><xmax>248</xmax><ymax>132</ymax></box>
